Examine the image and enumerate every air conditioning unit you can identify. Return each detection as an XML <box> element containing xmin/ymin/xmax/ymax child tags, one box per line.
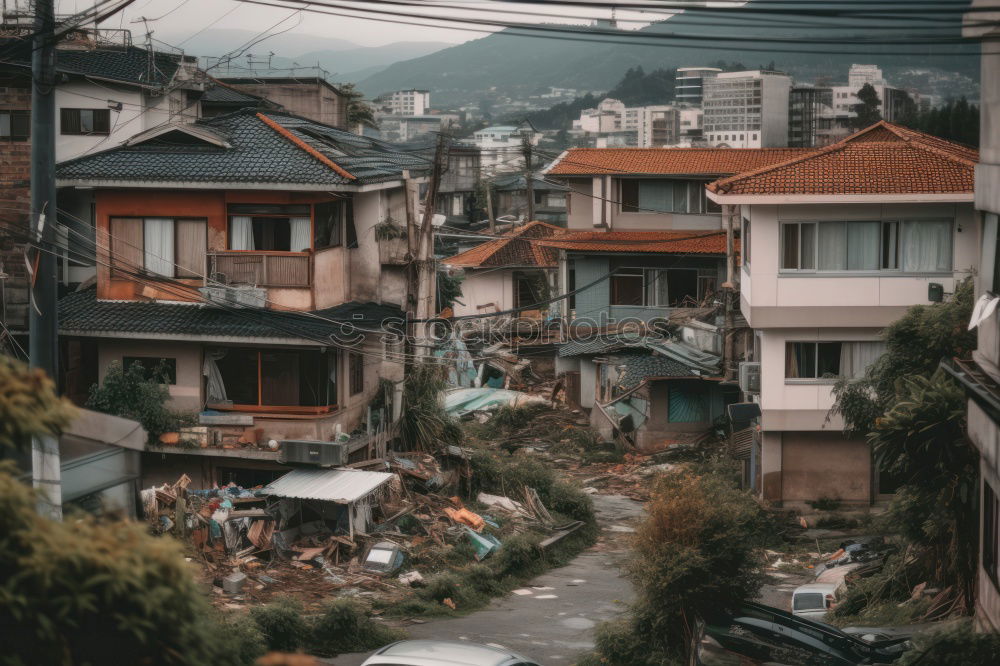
<box><xmin>279</xmin><ymin>440</ymin><xmax>349</xmax><ymax>466</ymax></box>
<box><xmin>738</xmin><ymin>361</ymin><xmax>761</xmax><ymax>395</ymax></box>
<box><xmin>199</xmin><ymin>285</ymin><xmax>266</xmax><ymax>309</ymax></box>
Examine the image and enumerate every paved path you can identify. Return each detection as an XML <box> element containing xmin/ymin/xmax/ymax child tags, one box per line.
<box><xmin>327</xmin><ymin>493</ymin><xmax>644</xmax><ymax>665</ymax></box>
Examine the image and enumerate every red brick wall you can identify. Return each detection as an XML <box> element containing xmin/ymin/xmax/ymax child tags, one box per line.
<box><xmin>0</xmin><ymin>74</ymin><xmax>32</xmax><ymax>329</ymax></box>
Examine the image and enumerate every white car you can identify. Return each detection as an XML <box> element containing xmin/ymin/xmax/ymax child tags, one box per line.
<box><xmin>791</xmin><ymin>582</ymin><xmax>841</xmax><ymax>621</ymax></box>
<box><xmin>361</xmin><ymin>640</ymin><xmax>542</xmax><ymax>666</ymax></box>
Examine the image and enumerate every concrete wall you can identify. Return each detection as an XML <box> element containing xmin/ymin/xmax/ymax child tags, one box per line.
<box><xmin>741</xmin><ymin>202</ymin><xmax>978</xmax><ymax>328</ymax></box>
<box><xmin>97</xmin><ymin>339</ymin><xmax>204</xmax><ymax>413</ymax></box>
<box><xmin>569</xmin><ymin>175</ymin><xmax>725</xmax><ymax>231</ymax></box>
<box><xmin>454</xmin><ymin>269</ymin><xmax>512</xmax><ymax>317</ymax></box>
<box><xmin>224</xmin><ymin>81</ymin><xmax>347</xmax><ymax>129</ymax></box>
<box><xmin>779</xmin><ymin>431</ymin><xmax>871</xmax><ymax>507</ymax></box>
<box><xmin>349</xmin><ymin>187</ymin><xmax>406</xmax><ymax>304</ymax></box>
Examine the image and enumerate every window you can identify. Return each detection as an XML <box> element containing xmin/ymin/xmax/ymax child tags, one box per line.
<box><xmin>985</xmin><ymin>481</ymin><xmax>1000</xmax><ymax>591</ymax></box>
<box><xmin>213</xmin><ymin>348</ymin><xmax>338</xmax><ymax>408</ymax></box>
<box><xmin>619</xmin><ymin>179</ymin><xmax>713</xmax><ymax>214</ymax></box>
<box><xmin>742</xmin><ymin>218</ymin><xmax>751</xmax><ymax>266</ymax></box>
<box><xmin>349</xmin><ymin>352</ymin><xmax>364</xmax><ymax>395</ymax></box>
<box><xmin>0</xmin><ymin>110</ymin><xmax>29</xmax><ymax>141</ymax></box>
<box><xmin>988</xmin><ymin>214</ymin><xmax>1000</xmax><ymax>295</ymax></box>
<box><xmin>60</xmin><ymin>108</ymin><xmax>110</xmax><ymax>135</ymax></box>
<box><xmin>109</xmin><ymin>217</ymin><xmax>207</xmax><ymax>279</ymax></box>
<box><xmin>611</xmin><ymin>268</ymin><xmax>703</xmax><ymax>307</ymax></box>
<box><xmin>314</xmin><ymin>199</ymin><xmax>352</xmax><ymax>250</ymax></box>
<box><xmin>785</xmin><ymin>341</ymin><xmax>887</xmax><ymax>380</ymax></box>
<box><xmin>779</xmin><ymin>220</ymin><xmax>952</xmax><ymax>273</ymax></box>
<box><xmin>227</xmin><ymin>204</ymin><xmax>311</xmax><ymax>252</ymax></box>
<box><xmin>123</xmin><ymin>356</ymin><xmax>177</xmax><ymax>384</ymax></box>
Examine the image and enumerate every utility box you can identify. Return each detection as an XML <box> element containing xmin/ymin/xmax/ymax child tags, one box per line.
<box><xmin>928</xmin><ymin>283</ymin><xmax>944</xmax><ymax>302</ymax></box>
<box><xmin>279</xmin><ymin>439</ymin><xmax>349</xmax><ymax>466</ymax></box>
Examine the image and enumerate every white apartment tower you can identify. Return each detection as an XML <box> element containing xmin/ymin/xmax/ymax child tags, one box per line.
<box><xmin>703</xmin><ymin>70</ymin><xmax>792</xmax><ymax>148</ymax></box>
<box><xmin>380</xmin><ymin>89</ymin><xmax>430</xmax><ymax>116</ymax></box>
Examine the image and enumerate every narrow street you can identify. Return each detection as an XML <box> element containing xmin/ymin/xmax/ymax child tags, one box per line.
<box><xmin>328</xmin><ymin>493</ymin><xmax>644</xmax><ymax>665</ymax></box>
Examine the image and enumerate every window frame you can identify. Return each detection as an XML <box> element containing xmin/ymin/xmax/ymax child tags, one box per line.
<box><xmin>349</xmin><ymin>352</ymin><xmax>364</xmax><ymax>396</ymax></box>
<box><xmin>0</xmin><ymin>109</ymin><xmax>30</xmax><ymax>141</ymax></box>
<box><xmin>210</xmin><ymin>347</ymin><xmax>339</xmax><ymax>413</ymax></box>
<box><xmin>60</xmin><ymin>107</ymin><xmax>111</xmax><ymax>136</ymax></box>
<box><xmin>617</xmin><ymin>178</ymin><xmax>714</xmax><ymax>215</ymax></box>
<box><xmin>226</xmin><ymin>204</ymin><xmax>314</xmax><ymax>253</ymax></box>
<box><xmin>610</xmin><ymin>266</ymin><xmax>706</xmax><ymax>308</ymax></box>
<box><xmin>122</xmin><ymin>356</ymin><xmax>177</xmax><ymax>385</ymax></box>
<box><xmin>778</xmin><ymin>218</ymin><xmax>953</xmax><ymax>276</ymax></box>
<box><xmin>108</xmin><ymin>216</ymin><xmax>207</xmax><ymax>280</ymax></box>
<box><xmin>784</xmin><ymin>340</ymin><xmax>885</xmax><ymax>383</ymax></box>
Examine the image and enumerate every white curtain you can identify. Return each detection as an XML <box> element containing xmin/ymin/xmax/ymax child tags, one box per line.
<box><xmin>847</xmin><ymin>222</ymin><xmax>879</xmax><ymax>270</ymax></box>
<box><xmin>818</xmin><ymin>222</ymin><xmax>847</xmax><ymax>270</ymax></box>
<box><xmin>143</xmin><ymin>218</ymin><xmax>174</xmax><ymax>276</ymax></box>
<box><xmin>839</xmin><ymin>341</ymin><xmax>887</xmax><ymax>379</ymax></box>
<box><xmin>638</xmin><ymin>180</ymin><xmax>673</xmax><ymax>213</ymax></box>
<box><xmin>230</xmin><ymin>215</ymin><xmax>254</xmax><ymax>250</ymax></box>
<box><xmin>203</xmin><ymin>348</ymin><xmax>228</xmax><ymax>404</ymax></box>
<box><xmin>645</xmin><ymin>269</ymin><xmax>670</xmax><ymax>306</ymax></box>
<box><xmin>902</xmin><ymin>220</ymin><xmax>952</xmax><ymax>272</ymax></box>
<box><xmin>290</xmin><ymin>217</ymin><xmax>311</xmax><ymax>252</ymax></box>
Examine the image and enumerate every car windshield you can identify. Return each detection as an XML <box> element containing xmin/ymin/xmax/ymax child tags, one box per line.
<box><xmin>793</xmin><ymin>593</ymin><xmax>826</xmax><ymax>611</ymax></box>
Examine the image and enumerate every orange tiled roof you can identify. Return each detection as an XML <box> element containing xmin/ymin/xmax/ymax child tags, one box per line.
<box><xmin>537</xmin><ymin>230</ymin><xmax>730</xmax><ymax>255</ymax></box>
<box><xmin>547</xmin><ymin>147</ymin><xmax>812</xmax><ymax>177</ymax></box>
<box><xmin>707</xmin><ymin>121</ymin><xmax>977</xmax><ymax>197</ymax></box>
<box><xmin>444</xmin><ymin>221</ymin><xmax>565</xmax><ymax>268</ymax></box>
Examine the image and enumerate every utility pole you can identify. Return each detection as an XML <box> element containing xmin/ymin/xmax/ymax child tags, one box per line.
<box><xmin>414</xmin><ymin>132</ymin><xmax>447</xmax><ymax>356</ymax></box>
<box><xmin>30</xmin><ymin>0</ymin><xmax>62</xmax><ymax>519</ymax></box>
<box><xmin>521</xmin><ymin>135</ymin><xmax>535</xmax><ymax>222</ymax></box>
<box><xmin>484</xmin><ymin>180</ymin><xmax>496</xmax><ymax>234</ymax></box>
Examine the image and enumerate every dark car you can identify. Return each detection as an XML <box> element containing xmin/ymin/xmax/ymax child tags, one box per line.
<box><xmin>697</xmin><ymin>602</ymin><xmax>910</xmax><ymax>665</ymax></box>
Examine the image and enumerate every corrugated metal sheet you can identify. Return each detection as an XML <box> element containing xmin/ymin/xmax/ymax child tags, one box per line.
<box><xmin>263</xmin><ymin>468</ymin><xmax>394</xmax><ymax>504</ymax></box>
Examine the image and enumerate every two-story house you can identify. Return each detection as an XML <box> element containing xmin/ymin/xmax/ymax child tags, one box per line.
<box><xmin>54</xmin><ymin>108</ymin><xmax>428</xmax><ymax>487</ymax></box>
<box><xmin>707</xmin><ymin>121</ymin><xmax>978</xmax><ymax>508</ymax></box>
<box><xmin>1</xmin><ymin>33</ymin><xmax>204</xmax><ymax>331</ymax></box>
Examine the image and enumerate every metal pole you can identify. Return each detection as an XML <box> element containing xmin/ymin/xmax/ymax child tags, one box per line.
<box><xmin>30</xmin><ymin>0</ymin><xmax>62</xmax><ymax>519</ymax></box>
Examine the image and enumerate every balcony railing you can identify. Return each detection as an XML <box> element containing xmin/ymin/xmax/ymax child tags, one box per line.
<box><xmin>208</xmin><ymin>251</ymin><xmax>311</xmax><ymax>288</ymax></box>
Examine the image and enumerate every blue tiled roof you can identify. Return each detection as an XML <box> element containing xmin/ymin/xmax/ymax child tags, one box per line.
<box><xmin>59</xmin><ymin>289</ymin><xmax>403</xmax><ymax>342</ymax></box>
<box><xmin>0</xmin><ymin>39</ymin><xmax>183</xmax><ymax>87</ymax></box>
<box><xmin>56</xmin><ymin>109</ymin><xmax>430</xmax><ymax>187</ymax></box>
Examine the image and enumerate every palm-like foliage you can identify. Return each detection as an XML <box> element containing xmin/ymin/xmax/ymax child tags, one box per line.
<box><xmin>400</xmin><ymin>362</ymin><xmax>460</xmax><ymax>452</ymax></box>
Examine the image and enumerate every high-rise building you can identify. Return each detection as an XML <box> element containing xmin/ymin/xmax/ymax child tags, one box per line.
<box><xmin>377</xmin><ymin>89</ymin><xmax>431</xmax><ymax>116</ymax></box>
<box><xmin>702</xmin><ymin>70</ymin><xmax>792</xmax><ymax>148</ymax></box>
<box><xmin>675</xmin><ymin>67</ymin><xmax>722</xmax><ymax>106</ymax></box>
<box><xmin>788</xmin><ymin>86</ymin><xmax>837</xmax><ymax>148</ymax></box>
<box><xmin>636</xmin><ymin>106</ymin><xmax>680</xmax><ymax>147</ymax></box>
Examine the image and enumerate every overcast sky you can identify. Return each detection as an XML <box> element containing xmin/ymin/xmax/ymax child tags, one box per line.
<box><xmin>53</xmin><ymin>0</ymin><xmax>698</xmax><ymax>49</ymax></box>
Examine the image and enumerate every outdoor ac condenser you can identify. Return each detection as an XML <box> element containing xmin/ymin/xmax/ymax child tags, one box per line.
<box><xmin>279</xmin><ymin>440</ymin><xmax>349</xmax><ymax>467</ymax></box>
<box><xmin>738</xmin><ymin>362</ymin><xmax>761</xmax><ymax>395</ymax></box>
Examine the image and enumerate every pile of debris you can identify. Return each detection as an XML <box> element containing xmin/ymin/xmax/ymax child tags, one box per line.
<box><xmin>140</xmin><ymin>448</ymin><xmax>577</xmax><ymax>610</ymax></box>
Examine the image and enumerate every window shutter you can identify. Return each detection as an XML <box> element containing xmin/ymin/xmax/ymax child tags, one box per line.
<box><xmin>60</xmin><ymin>108</ymin><xmax>79</xmax><ymax>134</ymax></box>
<box><xmin>93</xmin><ymin>109</ymin><xmax>111</xmax><ymax>134</ymax></box>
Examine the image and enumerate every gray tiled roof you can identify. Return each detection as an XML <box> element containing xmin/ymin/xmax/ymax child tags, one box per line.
<box><xmin>0</xmin><ymin>39</ymin><xmax>182</xmax><ymax>87</ymax></box>
<box><xmin>59</xmin><ymin>289</ymin><xmax>403</xmax><ymax>342</ymax></box>
<box><xmin>201</xmin><ymin>84</ymin><xmax>266</xmax><ymax>104</ymax></box>
<box><xmin>615</xmin><ymin>352</ymin><xmax>692</xmax><ymax>390</ymax></box>
<box><xmin>56</xmin><ymin>109</ymin><xmax>429</xmax><ymax>187</ymax></box>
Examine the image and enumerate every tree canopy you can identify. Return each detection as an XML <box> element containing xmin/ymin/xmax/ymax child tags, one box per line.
<box><xmin>850</xmin><ymin>83</ymin><xmax>883</xmax><ymax>129</ymax></box>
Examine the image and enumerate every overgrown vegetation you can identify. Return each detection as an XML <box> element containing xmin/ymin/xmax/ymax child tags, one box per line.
<box><xmin>831</xmin><ymin>278</ymin><xmax>978</xmax><ymax>615</ymax></box>
<box><xmin>399</xmin><ymin>362</ymin><xmax>462</xmax><ymax>452</ymax></box>
<box><xmin>0</xmin><ymin>355</ymin><xmax>75</xmax><ymax>453</ymax></box>
<box><xmin>582</xmin><ymin>464</ymin><xmax>773</xmax><ymax>665</ymax></box>
<box><xmin>373</xmin><ymin>217</ymin><xmax>407</xmax><ymax>241</ymax></box>
<box><xmin>897</xmin><ymin>620</ymin><xmax>1000</xmax><ymax>665</ymax></box>
<box><xmin>86</xmin><ymin>359</ymin><xmax>190</xmax><ymax>441</ymax></box>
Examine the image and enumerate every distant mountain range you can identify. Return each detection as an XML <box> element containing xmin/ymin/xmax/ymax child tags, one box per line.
<box><xmin>163</xmin><ymin>29</ymin><xmax>451</xmax><ymax>82</ymax></box>
<box><xmin>356</xmin><ymin>1</ymin><xmax>979</xmax><ymax>104</ymax></box>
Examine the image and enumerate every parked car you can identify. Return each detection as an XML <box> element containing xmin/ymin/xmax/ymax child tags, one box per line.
<box><xmin>361</xmin><ymin>640</ymin><xmax>541</xmax><ymax>666</ymax></box>
<box><xmin>697</xmin><ymin>602</ymin><xmax>911</xmax><ymax>665</ymax></box>
<box><xmin>792</xmin><ymin>582</ymin><xmax>842</xmax><ymax>620</ymax></box>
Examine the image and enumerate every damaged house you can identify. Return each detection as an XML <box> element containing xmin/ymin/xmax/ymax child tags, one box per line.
<box><xmin>54</xmin><ymin>108</ymin><xmax>429</xmax><ymax>488</ymax></box>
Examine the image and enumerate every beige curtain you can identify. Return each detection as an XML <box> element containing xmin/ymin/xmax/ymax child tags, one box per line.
<box><xmin>109</xmin><ymin>217</ymin><xmax>143</xmax><ymax>278</ymax></box>
<box><xmin>175</xmin><ymin>220</ymin><xmax>206</xmax><ymax>278</ymax></box>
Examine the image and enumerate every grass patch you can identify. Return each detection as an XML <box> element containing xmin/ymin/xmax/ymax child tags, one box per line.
<box><xmin>308</xmin><ymin>599</ymin><xmax>405</xmax><ymax>657</ymax></box>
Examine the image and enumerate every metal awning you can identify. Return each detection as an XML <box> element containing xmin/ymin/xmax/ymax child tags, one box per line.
<box><xmin>263</xmin><ymin>468</ymin><xmax>394</xmax><ymax>504</ymax></box>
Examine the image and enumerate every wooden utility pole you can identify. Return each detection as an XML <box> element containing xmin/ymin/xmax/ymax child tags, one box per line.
<box><xmin>414</xmin><ymin>132</ymin><xmax>447</xmax><ymax>355</ymax></box>
<box><xmin>484</xmin><ymin>181</ymin><xmax>496</xmax><ymax>234</ymax></box>
<box><xmin>30</xmin><ymin>0</ymin><xmax>61</xmax><ymax>519</ymax></box>
<box><xmin>521</xmin><ymin>135</ymin><xmax>535</xmax><ymax>221</ymax></box>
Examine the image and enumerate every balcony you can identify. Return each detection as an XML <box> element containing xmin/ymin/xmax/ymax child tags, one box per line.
<box><xmin>208</xmin><ymin>251</ymin><xmax>311</xmax><ymax>288</ymax></box>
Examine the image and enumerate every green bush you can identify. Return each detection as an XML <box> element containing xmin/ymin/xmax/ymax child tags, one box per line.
<box><xmin>218</xmin><ymin>614</ymin><xmax>267</xmax><ymax>665</ymax></box>
<box><xmin>308</xmin><ymin>599</ymin><xmax>404</xmax><ymax>656</ymax></box>
<box><xmin>899</xmin><ymin>620</ymin><xmax>1000</xmax><ymax>665</ymax></box>
<box><xmin>86</xmin><ymin>360</ymin><xmax>180</xmax><ymax>440</ymax></box>
<box><xmin>0</xmin><ymin>355</ymin><xmax>74</xmax><ymax>453</ymax></box>
<box><xmin>250</xmin><ymin>597</ymin><xmax>310</xmax><ymax>653</ymax></box>
<box><xmin>0</xmin><ymin>463</ymin><xmax>246</xmax><ymax>666</ymax></box>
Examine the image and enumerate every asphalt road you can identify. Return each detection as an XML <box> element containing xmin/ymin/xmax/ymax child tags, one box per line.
<box><xmin>327</xmin><ymin>493</ymin><xmax>644</xmax><ymax>665</ymax></box>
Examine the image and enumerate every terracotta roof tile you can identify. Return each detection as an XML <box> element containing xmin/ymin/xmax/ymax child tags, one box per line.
<box><xmin>444</xmin><ymin>221</ymin><xmax>564</xmax><ymax>268</ymax></box>
<box><xmin>707</xmin><ymin>121</ymin><xmax>977</xmax><ymax>197</ymax></box>
<box><xmin>547</xmin><ymin>147</ymin><xmax>812</xmax><ymax>177</ymax></box>
<box><xmin>538</xmin><ymin>230</ymin><xmax>730</xmax><ymax>254</ymax></box>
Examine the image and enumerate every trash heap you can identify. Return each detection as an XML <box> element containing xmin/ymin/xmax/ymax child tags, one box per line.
<box><xmin>140</xmin><ymin>449</ymin><xmax>580</xmax><ymax>610</ymax></box>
